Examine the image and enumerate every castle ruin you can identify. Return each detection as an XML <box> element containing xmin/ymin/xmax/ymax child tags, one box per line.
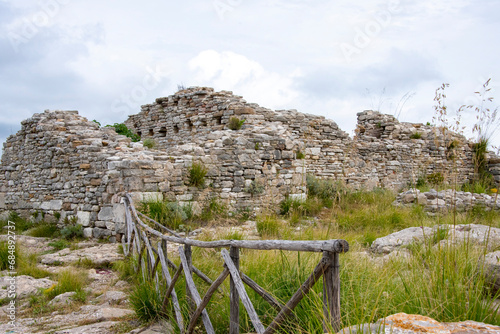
<box><xmin>1</xmin><ymin>87</ymin><xmax>499</xmax><ymax>241</ymax></box>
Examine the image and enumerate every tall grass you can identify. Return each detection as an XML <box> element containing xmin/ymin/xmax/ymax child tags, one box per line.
<box><xmin>43</xmin><ymin>269</ymin><xmax>88</xmax><ymax>300</ymax></box>
<box><xmin>130</xmin><ymin>186</ymin><xmax>500</xmax><ymax>332</ymax></box>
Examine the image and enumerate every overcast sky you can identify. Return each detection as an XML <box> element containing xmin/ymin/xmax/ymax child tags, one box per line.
<box><xmin>1</xmin><ymin>0</ymin><xmax>499</xmax><ymax>150</ymax></box>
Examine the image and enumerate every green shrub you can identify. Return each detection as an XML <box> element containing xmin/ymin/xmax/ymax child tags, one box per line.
<box><xmin>296</xmin><ymin>150</ymin><xmax>305</xmax><ymax>159</ymax></box>
<box><xmin>27</xmin><ymin>223</ymin><xmax>59</xmax><ymax>238</ymax></box>
<box><xmin>188</xmin><ymin>161</ymin><xmax>208</xmax><ymax>188</ymax></box>
<box><xmin>427</xmin><ymin>172</ymin><xmax>444</xmax><ymax>185</ymax></box>
<box><xmin>306</xmin><ymin>174</ymin><xmax>344</xmax><ymax>206</ymax></box>
<box><xmin>60</xmin><ymin>224</ymin><xmax>84</xmax><ymax>240</ymax></box>
<box><xmin>106</xmin><ymin>123</ymin><xmax>141</xmax><ymax>142</ymax></box>
<box><xmin>143</xmin><ymin>138</ymin><xmax>156</xmax><ymax>149</ymax></box>
<box><xmin>142</xmin><ymin>200</ymin><xmax>192</xmax><ymax>230</ymax></box>
<box><xmin>410</xmin><ymin>132</ymin><xmax>422</xmax><ymax>139</ymax></box>
<box><xmin>246</xmin><ymin>180</ymin><xmax>265</xmax><ymax>195</ymax></box>
<box><xmin>280</xmin><ymin>197</ymin><xmax>304</xmax><ymax>216</ymax></box>
<box><xmin>53</xmin><ymin>212</ymin><xmax>61</xmax><ymax>222</ymax></box>
<box><xmin>228</xmin><ymin>116</ymin><xmax>245</xmax><ymax>130</ymax></box>
<box><xmin>416</xmin><ymin>176</ymin><xmax>427</xmax><ymax>188</ymax></box>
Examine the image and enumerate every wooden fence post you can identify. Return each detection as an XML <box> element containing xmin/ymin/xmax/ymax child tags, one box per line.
<box><xmin>322</xmin><ymin>251</ymin><xmax>341</xmax><ymax>333</ymax></box>
<box><xmin>185</xmin><ymin>245</ymin><xmax>194</xmax><ymax>310</ymax></box>
<box><xmin>229</xmin><ymin>246</ymin><xmax>240</xmax><ymax>334</ymax></box>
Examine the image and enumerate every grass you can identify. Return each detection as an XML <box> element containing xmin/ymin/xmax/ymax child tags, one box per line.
<box><xmin>0</xmin><ymin>212</ymin><xmax>34</xmax><ymax>233</ymax></box>
<box><xmin>48</xmin><ymin>239</ymin><xmax>71</xmax><ymax>251</ymax></box>
<box><xmin>129</xmin><ymin>184</ymin><xmax>500</xmax><ymax>332</ymax></box>
<box><xmin>26</xmin><ymin>223</ymin><xmax>59</xmax><ymax>238</ymax></box>
<box><xmin>43</xmin><ymin>268</ymin><xmax>88</xmax><ymax>300</ymax></box>
<box><xmin>0</xmin><ymin>240</ymin><xmax>13</xmax><ymax>270</ymax></box>
<box><xmin>188</xmin><ymin>161</ymin><xmax>208</xmax><ymax>188</ymax></box>
<box><xmin>129</xmin><ymin>276</ymin><xmax>165</xmax><ymax>322</ymax></box>
<box><xmin>1</xmin><ymin>241</ymin><xmax>52</xmax><ymax>278</ymax></box>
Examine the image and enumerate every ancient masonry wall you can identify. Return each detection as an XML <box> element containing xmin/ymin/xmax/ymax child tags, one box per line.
<box><xmin>0</xmin><ymin>87</ymin><xmax>495</xmax><ymax>239</ymax></box>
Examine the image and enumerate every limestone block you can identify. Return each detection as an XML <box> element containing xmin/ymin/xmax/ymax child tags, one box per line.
<box><xmin>112</xmin><ymin>204</ymin><xmax>125</xmax><ymax>223</ymax></box>
<box><xmin>76</xmin><ymin>211</ymin><xmax>91</xmax><ymax>227</ymax></box>
<box><xmin>371</xmin><ymin>226</ymin><xmax>433</xmax><ymax>254</ymax></box>
<box><xmin>98</xmin><ymin>206</ymin><xmax>113</xmax><ymax>221</ymax></box>
<box><xmin>83</xmin><ymin>227</ymin><xmax>93</xmax><ymax>238</ymax></box>
<box><xmin>177</xmin><ymin>194</ymin><xmax>193</xmax><ymax>201</ymax></box>
<box><xmin>129</xmin><ymin>192</ymin><xmax>163</xmax><ymax>203</ymax></box>
<box><xmin>289</xmin><ymin>193</ymin><xmax>306</xmax><ymax>201</ymax></box>
<box><xmin>94</xmin><ymin>221</ymin><xmax>106</xmax><ymax>228</ymax></box>
<box><xmin>40</xmin><ymin>200</ymin><xmax>63</xmax><ymax>211</ymax></box>
<box><xmin>93</xmin><ymin>227</ymin><xmax>112</xmax><ymax>239</ymax></box>
<box><xmin>115</xmin><ymin>222</ymin><xmax>126</xmax><ymax>234</ymax></box>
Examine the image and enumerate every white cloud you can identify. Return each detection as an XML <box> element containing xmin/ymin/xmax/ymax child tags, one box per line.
<box><xmin>188</xmin><ymin>50</ymin><xmax>300</xmax><ymax>109</ymax></box>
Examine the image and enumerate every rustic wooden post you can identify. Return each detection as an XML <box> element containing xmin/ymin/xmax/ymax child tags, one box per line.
<box><xmin>185</xmin><ymin>245</ymin><xmax>194</xmax><ymax>310</ymax></box>
<box><xmin>322</xmin><ymin>251</ymin><xmax>341</xmax><ymax>333</ymax></box>
<box><xmin>229</xmin><ymin>246</ymin><xmax>240</xmax><ymax>334</ymax></box>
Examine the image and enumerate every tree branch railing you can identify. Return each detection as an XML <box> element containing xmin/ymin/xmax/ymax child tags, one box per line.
<box><xmin>121</xmin><ymin>194</ymin><xmax>349</xmax><ymax>334</ymax></box>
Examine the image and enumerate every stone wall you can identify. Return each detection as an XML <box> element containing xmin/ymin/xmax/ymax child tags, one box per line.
<box><xmin>351</xmin><ymin>111</ymin><xmax>476</xmax><ymax>189</ymax></box>
<box><xmin>0</xmin><ymin>87</ymin><xmax>496</xmax><ymax>238</ymax></box>
<box><xmin>0</xmin><ymin>107</ymin><xmax>306</xmax><ymax>240</ymax></box>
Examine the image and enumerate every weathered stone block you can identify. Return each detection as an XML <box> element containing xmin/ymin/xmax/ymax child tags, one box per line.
<box><xmin>76</xmin><ymin>211</ymin><xmax>91</xmax><ymax>227</ymax></box>
<box><xmin>98</xmin><ymin>206</ymin><xmax>114</xmax><ymax>221</ymax></box>
<box><xmin>112</xmin><ymin>204</ymin><xmax>125</xmax><ymax>223</ymax></box>
<box><xmin>93</xmin><ymin>227</ymin><xmax>111</xmax><ymax>238</ymax></box>
<box><xmin>83</xmin><ymin>227</ymin><xmax>93</xmax><ymax>238</ymax></box>
<box><xmin>40</xmin><ymin>200</ymin><xmax>63</xmax><ymax>211</ymax></box>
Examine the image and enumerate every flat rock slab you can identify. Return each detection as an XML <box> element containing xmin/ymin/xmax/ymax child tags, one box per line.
<box><xmin>371</xmin><ymin>224</ymin><xmax>500</xmax><ymax>254</ymax></box>
<box><xmin>371</xmin><ymin>227</ymin><xmax>432</xmax><ymax>254</ymax></box>
<box><xmin>338</xmin><ymin>313</ymin><xmax>500</xmax><ymax>333</ymax></box>
<box><xmin>52</xmin><ymin>321</ymin><xmax>121</xmax><ymax>334</ymax></box>
<box><xmin>0</xmin><ymin>275</ymin><xmax>55</xmax><ymax>299</ymax></box>
<box><xmin>129</xmin><ymin>320</ymin><xmax>174</xmax><ymax>334</ymax></box>
<box><xmin>0</xmin><ymin>235</ymin><xmax>53</xmax><ymax>254</ymax></box>
<box><xmin>39</xmin><ymin>244</ymin><xmax>124</xmax><ymax>266</ymax></box>
<box><xmin>0</xmin><ymin>305</ymin><xmax>135</xmax><ymax>334</ymax></box>
<box><xmin>446</xmin><ymin>224</ymin><xmax>500</xmax><ymax>250</ymax></box>
<box><xmin>96</xmin><ymin>290</ymin><xmax>128</xmax><ymax>305</ymax></box>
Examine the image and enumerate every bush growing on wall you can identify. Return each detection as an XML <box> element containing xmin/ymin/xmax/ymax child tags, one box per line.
<box><xmin>188</xmin><ymin>161</ymin><xmax>208</xmax><ymax>188</ymax></box>
<box><xmin>106</xmin><ymin>123</ymin><xmax>141</xmax><ymax>142</ymax></box>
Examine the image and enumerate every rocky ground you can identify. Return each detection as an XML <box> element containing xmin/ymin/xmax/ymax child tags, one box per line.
<box><xmin>0</xmin><ymin>235</ymin><xmax>172</xmax><ymax>334</ymax></box>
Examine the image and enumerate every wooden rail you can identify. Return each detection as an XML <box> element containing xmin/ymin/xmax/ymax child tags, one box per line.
<box><xmin>121</xmin><ymin>194</ymin><xmax>349</xmax><ymax>333</ymax></box>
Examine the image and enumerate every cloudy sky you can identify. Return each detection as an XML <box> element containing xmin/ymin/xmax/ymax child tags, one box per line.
<box><xmin>1</xmin><ymin>0</ymin><xmax>499</xmax><ymax>149</ymax></box>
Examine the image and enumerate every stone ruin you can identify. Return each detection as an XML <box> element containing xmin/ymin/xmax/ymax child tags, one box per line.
<box><xmin>0</xmin><ymin>86</ymin><xmax>499</xmax><ymax>240</ymax></box>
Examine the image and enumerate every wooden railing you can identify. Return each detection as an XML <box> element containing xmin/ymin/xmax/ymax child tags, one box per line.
<box><xmin>121</xmin><ymin>194</ymin><xmax>349</xmax><ymax>334</ymax></box>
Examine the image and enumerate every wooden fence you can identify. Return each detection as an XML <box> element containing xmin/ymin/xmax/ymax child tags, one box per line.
<box><xmin>121</xmin><ymin>194</ymin><xmax>349</xmax><ymax>334</ymax></box>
